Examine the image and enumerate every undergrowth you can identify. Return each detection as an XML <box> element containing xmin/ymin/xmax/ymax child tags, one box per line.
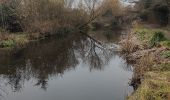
<box><xmin>161</xmin><ymin>51</ymin><xmax>170</xmax><ymax>58</ymax></box>
<box><xmin>127</xmin><ymin>24</ymin><xmax>170</xmax><ymax>100</ymax></box>
<box><xmin>134</xmin><ymin>28</ymin><xmax>167</xmax><ymax>47</ymax></box>
<box><xmin>128</xmin><ymin>72</ymin><xmax>170</xmax><ymax>100</ymax></box>
<box><xmin>0</xmin><ymin>30</ymin><xmax>29</xmax><ymax>48</ymax></box>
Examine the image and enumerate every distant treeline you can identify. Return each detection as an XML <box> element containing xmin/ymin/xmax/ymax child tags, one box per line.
<box><xmin>135</xmin><ymin>0</ymin><xmax>170</xmax><ymax>25</ymax></box>
<box><xmin>0</xmin><ymin>0</ymin><xmax>123</xmax><ymax>35</ymax></box>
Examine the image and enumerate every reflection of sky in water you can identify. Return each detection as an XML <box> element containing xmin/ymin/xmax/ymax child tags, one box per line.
<box><xmin>0</xmin><ymin>55</ymin><xmax>133</xmax><ymax>100</ymax></box>
<box><xmin>0</xmin><ymin>31</ymin><xmax>133</xmax><ymax>100</ymax></box>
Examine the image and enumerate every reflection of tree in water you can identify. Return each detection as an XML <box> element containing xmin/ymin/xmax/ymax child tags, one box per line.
<box><xmin>84</xmin><ymin>36</ymin><xmax>113</xmax><ymax>71</ymax></box>
<box><xmin>0</xmin><ymin>79</ymin><xmax>8</xmax><ymax>98</ymax></box>
<box><xmin>0</xmin><ymin>33</ymin><xmax>114</xmax><ymax>92</ymax></box>
<box><xmin>116</xmin><ymin>52</ymin><xmax>133</xmax><ymax>72</ymax></box>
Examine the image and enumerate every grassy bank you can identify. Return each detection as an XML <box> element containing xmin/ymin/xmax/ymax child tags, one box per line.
<box><xmin>0</xmin><ymin>30</ymin><xmax>29</xmax><ymax>48</ymax></box>
<box><xmin>0</xmin><ymin>28</ymin><xmax>50</xmax><ymax>48</ymax></box>
<box><xmin>0</xmin><ymin>25</ymin><xmax>79</xmax><ymax>49</ymax></box>
<box><xmin>120</xmin><ymin>22</ymin><xmax>170</xmax><ymax>100</ymax></box>
<box><xmin>129</xmin><ymin>71</ymin><xmax>170</xmax><ymax>100</ymax></box>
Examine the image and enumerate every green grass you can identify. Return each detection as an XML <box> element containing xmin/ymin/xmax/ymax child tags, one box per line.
<box><xmin>135</xmin><ymin>28</ymin><xmax>147</xmax><ymax>40</ymax></box>
<box><xmin>0</xmin><ymin>33</ymin><xmax>29</xmax><ymax>48</ymax></box>
<box><xmin>134</xmin><ymin>28</ymin><xmax>154</xmax><ymax>46</ymax></box>
<box><xmin>0</xmin><ymin>40</ymin><xmax>15</xmax><ymax>47</ymax></box>
<box><xmin>161</xmin><ymin>51</ymin><xmax>170</xmax><ymax>58</ymax></box>
<box><xmin>134</xmin><ymin>28</ymin><xmax>168</xmax><ymax>48</ymax></box>
<box><xmin>158</xmin><ymin>64</ymin><xmax>170</xmax><ymax>71</ymax></box>
<box><xmin>151</xmin><ymin>64</ymin><xmax>170</xmax><ymax>71</ymax></box>
<box><xmin>128</xmin><ymin>71</ymin><xmax>170</xmax><ymax>100</ymax></box>
<box><xmin>160</xmin><ymin>40</ymin><xmax>170</xmax><ymax>48</ymax></box>
<box><xmin>128</xmin><ymin>26</ymin><xmax>170</xmax><ymax>100</ymax></box>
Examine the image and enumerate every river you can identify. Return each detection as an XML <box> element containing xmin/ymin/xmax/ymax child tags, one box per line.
<box><xmin>0</xmin><ymin>30</ymin><xmax>133</xmax><ymax>100</ymax></box>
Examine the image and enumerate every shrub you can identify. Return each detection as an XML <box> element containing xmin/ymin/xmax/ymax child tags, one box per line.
<box><xmin>120</xmin><ymin>33</ymin><xmax>139</xmax><ymax>53</ymax></box>
<box><xmin>0</xmin><ymin>3</ymin><xmax>22</xmax><ymax>32</ymax></box>
<box><xmin>149</xmin><ymin>31</ymin><xmax>166</xmax><ymax>47</ymax></box>
<box><xmin>139</xmin><ymin>10</ymin><xmax>150</xmax><ymax>21</ymax></box>
<box><xmin>12</xmin><ymin>0</ymin><xmax>89</xmax><ymax>34</ymax></box>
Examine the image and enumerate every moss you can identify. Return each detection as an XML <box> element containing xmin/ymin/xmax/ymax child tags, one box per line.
<box><xmin>128</xmin><ymin>72</ymin><xmax>170</xmax><ymax>100</ymax></box>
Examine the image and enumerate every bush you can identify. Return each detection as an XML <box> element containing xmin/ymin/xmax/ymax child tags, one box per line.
<box><xmin>139</xmin><ymin>10</ymin><xmax>150</xmax><ymax>21</ymax></box>
<box><xmin>0</xmin><ymin>3</ymin><xmax>22</xmax><ymax>32</ymax></box>
<box><xmin>13</xmin><ymin>0</ymin><xmax>89</xmax><ymax>34</ymax></box>
<box><xmin>149</xmin><ymin>31</ymin><xmax>166</xmax><ymax>47</ymax></box>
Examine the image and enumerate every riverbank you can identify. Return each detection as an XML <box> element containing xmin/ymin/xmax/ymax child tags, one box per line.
<box><xmin>120</xmin><ymin>22</ymin><xmax>170</xmax><ymax>100</ymax></box>
<box><xmin>0</xmin><ymin>28</ymin><xmax>72</xmax><ymax>49</ymax></box>
<box><xmin>0</xmin><ymin>31</ymin><xmax>29</xmax><ymax>48</ymax></box>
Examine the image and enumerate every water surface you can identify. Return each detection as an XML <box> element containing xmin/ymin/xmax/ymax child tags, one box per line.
<box><xmin>0</xmin><ymin>31</ymin><xmax>133</xmax><ymax>100</ymax></box>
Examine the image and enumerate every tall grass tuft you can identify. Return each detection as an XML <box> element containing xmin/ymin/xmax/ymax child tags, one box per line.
<box><xmin>120</xmin><ymin>32</ymin><xmax>138</xmax><ymax>53</ymax></box>
<box><xmin>149</xmin><ymin>31</ymin><xmax>166</xmax><ymax>47</ymax></box>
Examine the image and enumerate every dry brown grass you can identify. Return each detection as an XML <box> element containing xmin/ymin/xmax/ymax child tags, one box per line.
<box><xmin>135</xmin><ymin>53</ymin><xmax>155</xmax><ymax>75</ymax></box>
<box><xmin>128</xmin><ymin>71</ymin><xmax>170</xmax><ymax>100</ymax></box>
<box><xmin>0</xmin><ymin>32</ymin><xmax>14</xmax><ymax>41</ymax></box>
<box><xmin>120</xmin><ymin>31</ymin><xmax>141</xmax><ymax>53</ymax></box>
<box><xmin>126</xmin><ymin>24</ymin><xmax>170</xmax><ymax>100</ymax></box>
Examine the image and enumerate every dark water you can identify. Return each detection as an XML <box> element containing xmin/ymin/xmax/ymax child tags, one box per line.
<box><xmin>0</xmin><ymin>31</ymin><xmax>133</xmax><ymax>100</ymax></box>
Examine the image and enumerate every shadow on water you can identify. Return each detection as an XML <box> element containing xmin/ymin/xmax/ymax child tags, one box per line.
<box><xmin>0</xmin><ymin>30</ymin><xmax>133</xmax><ymax>100</ymax></box>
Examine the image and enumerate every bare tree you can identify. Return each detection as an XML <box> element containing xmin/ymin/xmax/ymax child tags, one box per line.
<box><xmin>0</xmin><ymin>0</ymin><xmax>123</xmax><ymax>34</ymax></box>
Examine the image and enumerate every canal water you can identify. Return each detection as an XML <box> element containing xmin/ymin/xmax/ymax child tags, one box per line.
<box><xmin>0</xmin><ymin>30</ymin><xmax>133</xmax><ymax>100</ymax></box>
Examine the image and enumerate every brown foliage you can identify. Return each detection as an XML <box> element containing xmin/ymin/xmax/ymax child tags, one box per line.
<box><xmin>0</xmin><ymin>0</ymin><xmax>123</xmax><ymax>35</ymax></box>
